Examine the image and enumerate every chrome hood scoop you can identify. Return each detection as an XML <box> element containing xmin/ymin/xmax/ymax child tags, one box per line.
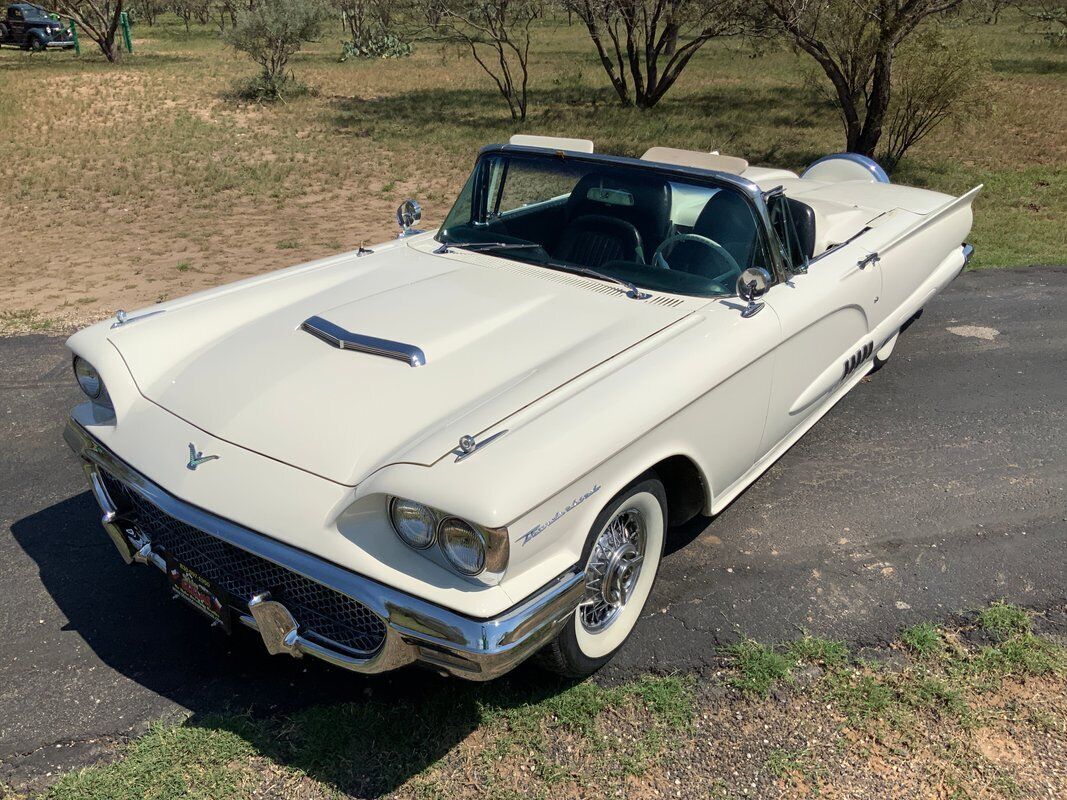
<box><xmin>110</xmin><ymin>244</ymin><xmax>695</xmax><ymax>485</ymax></box>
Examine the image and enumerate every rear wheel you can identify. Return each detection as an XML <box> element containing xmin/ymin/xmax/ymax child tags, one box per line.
<box><xmin>536</xmin><ymin>477</ymin><xmax>666</xmax><ymax>678</ymax></box>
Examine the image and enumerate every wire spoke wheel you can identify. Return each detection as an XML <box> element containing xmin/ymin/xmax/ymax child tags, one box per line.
<box><xmin>580</xmin><ymin>507</ymin><xmax>646</xmax><ymax>633</ymax></box>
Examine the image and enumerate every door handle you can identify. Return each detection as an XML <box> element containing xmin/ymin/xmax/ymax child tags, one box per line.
<box><xmin>857</xmin><ymin>252</ymin><xmax>880</xmax><ymax>270</ymax></box>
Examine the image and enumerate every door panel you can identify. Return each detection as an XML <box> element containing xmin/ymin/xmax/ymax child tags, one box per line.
<box><xmin>759</xmin><ymin>240</ymin><xmax>882</xmax><ymax>455</ymax></box>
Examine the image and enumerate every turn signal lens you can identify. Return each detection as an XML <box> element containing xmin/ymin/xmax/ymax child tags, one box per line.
<box><xmin>73</xmin><ymin>357</ymin><xmax>103</xmax><ymax>399</ymax></box>
<box><xmin>389</xmin><ymin>497</ymin><xmax>436</xmax><ymax>549</ymax></box>
<box><xmin>438</xmin><ymin>517</ymin><xmax>486</xmax><ymax>576</ymax></box>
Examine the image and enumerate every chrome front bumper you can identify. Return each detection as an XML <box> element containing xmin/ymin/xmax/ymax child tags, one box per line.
<box><xmin>64</xmin><ymin>419</ymin><xmax>584</xmax><ymax>681</ymax></box>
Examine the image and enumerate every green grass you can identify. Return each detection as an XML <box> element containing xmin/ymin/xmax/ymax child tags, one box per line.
<box><xmin>45</xmin><ymin>718</ymin><xmax>261</xmax><ymax>800</ymax></box>
<box><xmin>724</xmin><ymin>639</ymin><xmax>793</xmax><ymax>696</ymax></box>
<box><xmin>978</xmin><ymin>601</ymin><xmax>1032</xmax><ymax>638</ymax></box>
<box><xmin>0</xmin><ymin>309</ymin><xmax>54</xmax><ymax>333</ymax></box>
<box><xmin>901</xmin><ymin>622</ymin><xmax>946</xmax><ymax>658</ymax></box>
<box><xmin>15</xmin><ymin>605</ymin><xmax>1067</xmax><ymax>800</ymax></box>
<box><xmin>786</xmin><ymin>635</ymin><xmax>851</xmax><ymax>668</ymax></box>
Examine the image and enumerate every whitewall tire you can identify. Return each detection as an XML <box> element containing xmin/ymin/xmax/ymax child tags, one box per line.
<box><xmin>536</xmin><ymin>476</ymin><xmax>666</xmax><ymax>677</ymax></box>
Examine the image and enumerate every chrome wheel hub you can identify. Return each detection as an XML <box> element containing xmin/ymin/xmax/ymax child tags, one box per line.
<box><xmin>580</xmin><ymin>508</ymin><xmax>646</xmax><ymax>632</ymax></box>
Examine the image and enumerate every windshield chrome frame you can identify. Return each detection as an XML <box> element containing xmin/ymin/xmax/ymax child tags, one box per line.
<box><xmin>444</xmin><ymin>144</ymin><xmax>789</xmax><ymax>288</ymax></box>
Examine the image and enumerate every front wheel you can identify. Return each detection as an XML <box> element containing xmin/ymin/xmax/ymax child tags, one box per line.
<box><xmin>29</xmin><ymin>36</ymin><xmax>46</xmax><ymax>52</ymax></box>
<box><xmin>536</xmin><ymin>477</ymin><xmax>666</xmax><ymax>678</ymax></box>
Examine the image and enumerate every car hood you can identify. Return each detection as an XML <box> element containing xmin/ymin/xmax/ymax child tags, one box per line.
<box><xmin>109</xmin><ymin>242</ymin><xmax>695</xmax><ymax>485</ymax></box>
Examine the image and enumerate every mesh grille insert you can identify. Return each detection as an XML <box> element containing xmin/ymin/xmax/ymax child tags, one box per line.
<box><xmin>99</xmin><ymin>471</ymin><xmax>386</xmax><ymax>656</ymax></box>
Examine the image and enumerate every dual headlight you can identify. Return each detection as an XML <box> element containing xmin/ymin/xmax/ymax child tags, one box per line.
<box><xmin>73</xmin><ymin>356</ymin><xmax>112</xmax><ymax>407</ymax></box>
<box><xmin>389</xmin><ymin>497</ymin><xmax>509</xmax><ymax>581</ymax></box>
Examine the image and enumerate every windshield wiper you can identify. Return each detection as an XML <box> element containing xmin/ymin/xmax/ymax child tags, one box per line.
<box><xmin>543</xmin><ymin>262</ymin><xmax>651</xmax><ymax>300</ymax></box>
<box><xmin>434</xmin><ymin>241</ymin><xmax>542</xmax><ymax>254</ymax></box>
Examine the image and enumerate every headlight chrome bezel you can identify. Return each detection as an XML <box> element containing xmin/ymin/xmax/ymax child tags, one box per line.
<box><xmin>388</xmin><ymin>496</ymin><xmax>509</xmax><ymax>584</ymax></box>
<box><xmin>73</xmin><ymin>356</ymin><xmax>104</xmax><ymax>399</ymax></box>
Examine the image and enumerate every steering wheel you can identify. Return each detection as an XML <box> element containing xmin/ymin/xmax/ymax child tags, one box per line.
<box><xmin>651</xmin><ymin>233</ymin><xmax>741</xmax><ymax>284</ymax></box>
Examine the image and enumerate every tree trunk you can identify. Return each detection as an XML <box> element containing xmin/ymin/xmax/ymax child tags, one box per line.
<box><xmin>853</xmin><ymin>49</ymin><xmax>894</xmax><ymax>157</ymax></box>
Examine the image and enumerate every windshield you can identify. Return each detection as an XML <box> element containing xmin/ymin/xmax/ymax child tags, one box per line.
<box><xmin>23</xmin><ymin>6</ymin><xmax>50</xmax><ymax>19</ymax></box>
<box><xmin>437</xmin><ymin>151</ymin><xmax>769</xmax><ymax>298</ymax></box>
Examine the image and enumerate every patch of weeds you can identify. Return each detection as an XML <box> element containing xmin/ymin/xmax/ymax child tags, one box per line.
<box><xmin>627</xmin><ymin>674</ymin><xmax>695</xmax><ymax>728</ymax></box>
<box><xmin>969</xmin><ymin>634</ymin><xmax>1066</xmax><ymax>679</ymax></box>
<box><xmin>901</xmin><ymin>622</ymin><xmax>945</xmax><ymax>658</ymax></box>
<box><xmin>230</xmin><ymin>73</ymin><xmax>311</xmax><ymax>102</ymax></box>
<box><xmin>381</xmin><ymin>180</ymin><xmax>397</xmax><ymax>193</ymax></box>
<box><xmin>43</xmin><ymin>716</ymin><xmax>263</xmax><ymax>800</ymax></box>
<box><xmin>275</xmin><ymin>239</ymin><xmax>301</xmax><ymax>250</ymax></box>
<box><xmin>0</xmin><ymin>309</ymin><xmax>53</xmax><ymax>333</ymax></box>
<box><xmin>828</xmin><ymin>671</ymin><xmax>896</xmax><ymax>722</ymax></box>
<box><xmin>900</xmin><ymin>672</ymin><xmax>969</xmax><ymax>721</ymax></box>
<box><xmin>176</xmin><ymin>260</ymin><xmax>192</xmax><ymax>272</ymax></box>
<box><xmin>1027</xmin><ymin>707</ymin><xmax>1065</xmax><ymax>734</ymax></box>
<box><xmin>763</xmin><ymin>746</ymin><xmax>822</xmax><ymax>784</ymax></box>
<box><xmin>725</xmin><ymin>639</ymin><xmax>792</xmax><ymax>697</ymax></box>
<box><xmin>978</xmin><ymin>601</ymin><xmax>1031</xmax><ymax>638</ymax></box>
<box><xmin>990</xmin><ymin>770</ymin><xmax>1022</xmax><ymax>798</ymax></box>
<box><xmin>787</xmin><ymin>635</ymin><xmax>850</xmax><ymax>668</ymax></box>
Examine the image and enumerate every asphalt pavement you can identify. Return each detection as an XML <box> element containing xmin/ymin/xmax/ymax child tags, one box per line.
<box><xmin>2</xmin><ymin>266</ymin><xmax>1065</xmax><ymax>782</ymax></box>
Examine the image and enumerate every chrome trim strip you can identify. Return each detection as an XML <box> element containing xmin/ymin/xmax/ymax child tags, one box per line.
<box><xmin>64</xmin><ymin>420</ymin><xmax>583</xmax><ymax>680</ymax></box>
<box><xmin>801</xmin><ymin>153</ymin><xmax>891</xmax><ymax>184</ymax></box>
<box><xmin>301</xmin><ymin>315</ymin><xmax>426</xmax><ymax>368</ymax></box>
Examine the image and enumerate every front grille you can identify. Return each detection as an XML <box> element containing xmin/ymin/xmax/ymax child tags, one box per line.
<box><xmin>99</xmin><ymin>471</ymin><xmax>387</xmax><ymax>656</ymax></box>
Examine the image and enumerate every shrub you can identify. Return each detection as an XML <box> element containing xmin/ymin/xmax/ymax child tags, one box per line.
<box><xmin>226</xmin><ymin>0</ymin><xmax>330</xmax><ymax>101</ymax></box>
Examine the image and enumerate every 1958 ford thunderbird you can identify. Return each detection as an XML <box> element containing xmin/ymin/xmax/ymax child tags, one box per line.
<box><xmin>64</xmin><ymin>136</ymin><xmax>979</xmax><ymax>679</ymax></box>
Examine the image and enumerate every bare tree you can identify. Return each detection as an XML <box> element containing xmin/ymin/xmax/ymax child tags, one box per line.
<box><xmin>130</xmin><ymin>0</ymin><xmax>165</xmax><ymax>25</ymax></box>
<box><xmin>563</xmin><ymin>0</ymin><xmax>747</xmax><ymax>109</ymax></box>
<box><xmin>51</xmin><ymin>0</ymin><xmax>126</xmax><ymax>60</ymax></box>
<box><xmin>1016</xmin><ymin>0</ymin><xmax>1067</xmax><ymax>44</ymax></box>
<box><xmin>880</xmin><ymin>25</ymin><xmax>988</xmax><ymax>169</ymax></box>
<box><xmin>430</xmin><ymin>0</ymin><xmax>537</xmax><ymax>121</ymax></box>
<box><xmin>763</xmin><ymin>0</ymin><xmax>967</xmax><ymax>157</ymax></box>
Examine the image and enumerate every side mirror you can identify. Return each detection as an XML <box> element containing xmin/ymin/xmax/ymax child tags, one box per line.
<box><xmin>736</xmin><ymin>267</ymin><xmax>772</xmax><ymax>318</ymax></box>
<box><xmin>396</xmin><ymin>199</ymin><xmax>423</xmax><ymax>238</ymax></box>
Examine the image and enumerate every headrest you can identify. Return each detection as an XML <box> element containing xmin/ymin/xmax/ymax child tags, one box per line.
<box><xmin>509</xmin><ymin>134</ymin><xmax>595</xmax><ymax>153</ymax></box>
<box><xmin>641</xmin><ymin>147</ymin><xmax>749</xmax><ymax>175</ymax></box>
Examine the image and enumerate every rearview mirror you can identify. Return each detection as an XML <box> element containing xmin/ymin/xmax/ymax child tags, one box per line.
<box><xmin>396</xmin><ymin>199</ymin><xmax>423</xmax><ymax>238</ymax></box>
<box><xmin>736</xmin><ymin>267</ymin><xmax>771</xmax><ymax>318</ymax></box>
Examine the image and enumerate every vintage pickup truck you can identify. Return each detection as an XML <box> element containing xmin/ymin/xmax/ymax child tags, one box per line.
<box><xmin>64</xmin><ymin>136</ymin><xmax>978</xmax><ymax>680</ymax></box>
<box><xmin>0</xmin><ymin>3</ymin><xmax>73</xmax><ymax>50</ymax></box>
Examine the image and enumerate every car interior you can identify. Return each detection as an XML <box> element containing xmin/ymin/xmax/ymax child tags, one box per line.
<box><xmin>438</xmin><ymin>154</ymin><xmax>819</xmax><ymax>299</ymax></box>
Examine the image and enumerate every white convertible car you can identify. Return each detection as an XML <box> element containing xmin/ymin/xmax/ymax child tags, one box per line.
<box><xmin>65</xmin><ymin>136</ymin><xmax>978</xmax><ymax>679</ymax></box>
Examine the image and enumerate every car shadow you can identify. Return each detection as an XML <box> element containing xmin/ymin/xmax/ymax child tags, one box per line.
<box><xmin>10</xmin><ymin>492</ymin><xmax>579</xmax><ymax>796</ymax></box>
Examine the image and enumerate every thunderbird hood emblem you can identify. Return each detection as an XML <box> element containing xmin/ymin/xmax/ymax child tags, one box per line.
<box><xmin>187</xmin><ymin>443</ymin><xmax>219</xmax><ymax>470</ymax></box>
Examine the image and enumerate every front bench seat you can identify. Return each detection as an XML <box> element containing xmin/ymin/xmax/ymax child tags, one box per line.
<box><xmin>554</xmin><ymin>173</ymin><xmax>672</xmax><ymax>268</ymax></box>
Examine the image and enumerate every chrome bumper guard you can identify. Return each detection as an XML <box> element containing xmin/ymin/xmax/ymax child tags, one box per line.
<box><xmin>64</xmin><ymin>420</ymin><xmax>584</xmax><ymax>680</ymax></box>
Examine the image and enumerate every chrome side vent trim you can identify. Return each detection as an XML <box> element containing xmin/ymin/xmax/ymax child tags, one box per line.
<box><xmin>301</xmin><ymin>316</ymin><xmax>426</xmax><ymax>367</ymax></box>
<box><xmin>646</xmin><ymin>295</ymin><xmax>685</xmax><ymax>307</ymax></box>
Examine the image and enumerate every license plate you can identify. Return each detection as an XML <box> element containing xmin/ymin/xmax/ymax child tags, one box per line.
<box><xmin>167</xmin><ymin>560</ymin><xmax>231</xmax><ymax>633</ymax></box>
